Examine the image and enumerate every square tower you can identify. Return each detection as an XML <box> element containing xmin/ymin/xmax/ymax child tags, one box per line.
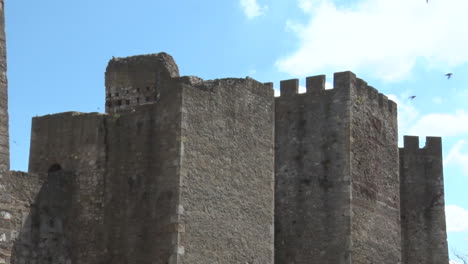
<box><xmin>105</xmin><ymin>53</ymin><xmax>180</xmax><ymax>113</ymax></box>
<box><xmin>27</xmin><ymin>55</ymin><xmax>275</xmax><ymax>263</ymax></box>
<box><xmin>275</xmin><ymin>72</ymin><xmax>401</xmax><ymax>263</ymax></box>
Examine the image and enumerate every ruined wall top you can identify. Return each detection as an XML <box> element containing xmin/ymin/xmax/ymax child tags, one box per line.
<box><xmin>105</xmin><ymin>53</ymin><xmax>180</xmax><ymax>113</ymax></box>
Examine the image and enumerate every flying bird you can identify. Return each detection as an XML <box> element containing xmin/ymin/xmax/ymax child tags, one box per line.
<box><xmin>445</xmin><ymin>73</ymin><xmax>453</xmax><ymax>79</ymax></box>
<box><xmin>408</xmin><ymin>96</ymin><xmax>416</xmax><ymax>100</ymax></box>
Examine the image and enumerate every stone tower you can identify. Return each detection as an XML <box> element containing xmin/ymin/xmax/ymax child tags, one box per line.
<box><xmin>400</xmin><ymin>136</ymin><xmax>449</xmax><ymax>263</ymax></box>
<box><xmin>275</xmin><ymin>72</ymin><xmax>401</xmax><ymax>263</ymax></box>
<box><xmin>0</xmin><ymin>0</ymin><xmax>9</xmax><ymax>172</ymax></box>
<box><xmin>25</xmin><ymin>54</ymin><xmax>275</xmax><ymax>263</ymax></box>
<box><xmin>105</xmin><ymin>53</ymin><xmax>180</xmax><ymax>113</ymax></box>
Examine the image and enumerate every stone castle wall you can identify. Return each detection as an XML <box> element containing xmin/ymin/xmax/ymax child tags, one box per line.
<box><xmin>26</xmin><ymin>102</ymin><xmax>183</xmax><ymax>263</ymax></box>
<box><xmin>274</xmin><ymin>72</ymin><xmax>401</xmax><ymax>263</ymax></box>
<box><xmin>349</xmin><ymin>75</ymin><xmax>400</xmax><ymax>263</ymax></box>
<box><xmin>105</xmin><ymin>53</ymin><xmax>180</xmax><ymax>113</ymax></box>
<box><xmin>21</xmin><ymin>56</ymin><xmax>276</xmax><ymax>264</ymax></box>
<box><xmin>275</xmin><ymin>73</ymin><xmax>353</xmax><ymax>263</ymax></box>
<box><xmin>0</xmin><ymin>171</ymin><xmax>42</xmax><ymax>264</ymax></box>
<box><xmin>177</xmin><ymin>76</ymin><xmax>274</xmax><ymax>263</ymax></box>
<box><xmin>400</xmin><ymin>136</ymin><xmax>449</xmax><ymax>264</ymax></box>
<box><xmin>0</xmin><ymin>3</ymin><xmax>450</xmax><ymax>262</ymax></box>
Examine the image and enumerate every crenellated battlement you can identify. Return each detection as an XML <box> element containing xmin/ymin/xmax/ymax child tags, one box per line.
<box><xmin>354</xmin><ymin>76</ymin><xmax>396</xmax><ymax>113</ymax></box>
<box><xmin>400</xmin><ymin>135</ymin><xmax>442</xmax><ymax>155</ymax></box>
<box><xmin>399</xmin><ymin>135</ymin><xmax>447</xmax><ymax>263</ymax></box>
<box><xmin>276</xmin><ymin>71</ymin><xmax>354</xmax><ymax>97</ymax></box>
<box><xmin>274</xmin><ymin>71</ymin><xmax>396</xmax><ymax>115</ymax></box>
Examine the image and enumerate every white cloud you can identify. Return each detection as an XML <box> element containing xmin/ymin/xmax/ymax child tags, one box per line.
<box><xmin>240</xmin><ymin>0</ymin><xmax>268</xmax><ymax>19</ymax></box>
<box><xmin>432</xmin><ymin>97</ymin><xmax>443</xmax><ymax>104</ymax></box>
<box><xmin>298</xmin><ymin>0</ymin><xmax>314</xmax><ymax>13</ymax></box>
<box><xmin>299</xmin><ymin>85</ymin><xmax>306</xmax><ymax>93</ymax></box>
<box><xmin>450</xmin><ymin>260</ymin><xmax>462</xmax><ymax>264</ymax></box>
<box><xmin>387</xmin><ymin>94</ymin><xmax>419</xmax><ymax>137</ymax></box>
<box><xmin>445</xmin><ymin>140</ymin><xmax>468</xmax><ymax>176</ymax></box>
<box><xmin>446</xmin><ymin>204</ymin><xmax>468</xmax><ymax>232</ymax></box>
<box><xmin>408</xmin><ymin>110</ymin><xmax>468</xmax><ymax>137</ymax></box>
<box><xmin>277</xmin><ymin>0</ymin><xmax>468</xmax><ymax>81</ymax></box>
<box><xmin>274</xmin><ymin>89</ymin><xmax>280</xmax><ymax>97</ymax></box>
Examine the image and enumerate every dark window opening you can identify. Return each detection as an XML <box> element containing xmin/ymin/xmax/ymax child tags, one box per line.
<box><xmin>126</xmin><ymin>100</ymin><xmax>130</xmax><ymax>105</ymax></box>
<box><xmin>146</xmin><ymin>97</ymin><xmax>150</xmax><ymax>102</ymax></box>
<box><xmin>107</xmin><ymin>93</ymin><xmax>111</xmax><ymax>98</ymax></box>
<box><xmin>48</xmin><ymin>163</ymin><xmax>62</xmax><ymax>173</ymax></box>
<box><xmin>115</xmin><ymin>92</ymin><xmax>119</xmax><ymax>97</ymax></box>
<box><xmin>126</xmin><ymin>90</ymin><xmax>129</xmax><ymax>94</ymax></box>
<box><xmin>117</xmin><ymin>100</ymin><xmax>122</xmax><ymax>106</ymax></box>
<box><xmin>136</xmin><ymin>88</ymin><xmax>140</xmax><ymax>92</ymax></box>
<box><xmin>136</xmin><ymin>97</ymin><xmax>140</xmax><ymax>103</ymax></box>
<box><xmin>106</xmin><ymin>100</ymin><xmax>112</xmax><ymax>107</ymax></box>
<box><xmin>146</xmin><ymin>86</ymin><xmax>150</xmax><ymax>91</ymax></box>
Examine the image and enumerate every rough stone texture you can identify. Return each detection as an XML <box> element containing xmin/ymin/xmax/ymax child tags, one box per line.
<box><xmin>350</xmin><ymin>76</ymin><xmax>401</xmax><ymax>263</ymax></box>
<box><xmin>275</xmin><ymin>72</ymin><xmax>401</xmax><ymax>264</ymax></box>
<box><xmin>0</xmin><ymin>171</ymin><xmax>42</xmax><ymax>264</ymax></box>
<box><xmin>20</xmin><ymin>57</ymin><xmax>275</xmax><ymax>264</ymax></box>
<box><xmin>275</xmin><ymin>74</ymin><xmax>353</xmax><ymax>264</ymax></box>
<box><xmin>0</xmin><ymin>10</ymin><xmax>450</xmax><ymax>260</ymax></box>
<box><xmin>100</xmin><ymin>89</ymin><xmax>183</xmax><ymax>264</ymax></box>
<box><xmin>27</xmin><ymin>112</ymin><xmax>109</xmax><ymax>263</ymax></box>
<box><xmin>0</xmin><ymin>0</ymin><xmax>9</xmax><ymax>172</ymax></box>
<box><xmin>26</xmin><ymin>94</ymin><xmax>183</xmax><ymax>263</ymax></box>
<box><xmin>400</xmin><ymin>136</ymin><xmax>449</xmax><ymax>264</ymax></box>
<box><xmin>178</xmin><ymin>77</ymin><xmax>274</xmax><ymax>263</ymax></box>
<box><xmin>11</xmin><ymin>170</ymin><xmax>73</xmax><ymax>264</ymax></box>
<box><xmin>105</xmin><ymin>53</ymin><xmax>180</xmax><ymax>113</ymax></box>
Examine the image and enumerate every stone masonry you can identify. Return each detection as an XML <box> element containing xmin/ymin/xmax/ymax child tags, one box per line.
<box><xmin>24</xmin><ymin>55</ymin><xmax>275</xmax><ymax>264</ymax></box>
<box><xmin>275</xmin><ymin>73</ymin><xmax>400</xmax><ymax>263</ymax></box>
<box><xmin>400</xmin><ymin>136</ymin><xmax>449</xmax><ymax>264</ymax></box>
<box><xmin>0</xmin><ymin>0</ymin><xmax>9</xmax><ymax>173</ymax></box>
<box><xmin>0</xmin><ymin>2</ymin><xmax>450</xmax><ymax>263</ymax></box>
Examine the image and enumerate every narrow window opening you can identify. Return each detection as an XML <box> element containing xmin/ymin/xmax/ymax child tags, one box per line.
<box><xmin>136</xmin><ymin>97</ymin><xmax>140</xmax><ymax>103</ymax></box>
<box><xmin>48</xmin><ymin>163</ymin><xmax>62</xmax><ymax>173</ymax></box>
<box><xmin>117</xmin><ymin>100</ymin><xmax>122</xmax><ymax>106</ymax></box>
<box><xmin>126</xmin><ymin>100</ymin><xmax>130</xmax><ymax>105</ymax></box>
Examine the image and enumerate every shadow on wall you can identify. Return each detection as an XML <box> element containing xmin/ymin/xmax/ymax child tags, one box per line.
<box><xmin>11</xmin><ymin>164</ymin><xmax>74</xmax><ymax>264</ymax></box>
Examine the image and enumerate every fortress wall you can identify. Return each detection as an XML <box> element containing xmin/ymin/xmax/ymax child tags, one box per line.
<box><xmin>27</xmin><ymin>112</ymin><xmax>108</xmax><ymax>263</ymax></box>
<box><xmin>26</xmin><ymin>83</ymin><xmax>184</xmax><ymax>264</ymax></box>
<box><xmin>0</xmin><ymin>0</ymin><xmax>9</xmax><ymax>172</ymax></box>
<box><xmin>349</xmin><ymin>75</ymin><xmax>401</xmax><ymax>263</ymax></box>
<box><xmin>0</xmin><ymin>171</ymin><xmax>42</xmax><ymax>264</ymax></box>
<box><xmin>400</xmin><ymin>136</ymin><xmax>448</xmax><ymax>264</ymax></box>
<box><xmin>102</xmin><ymin>83</ymin><xmax>183</xmax><ymax>264</ymax></box>
<box><xmin>105</xmin><ymin>53</ymin><xmax>180</xmax><ymax>113</ymax></box>
<box><xmin>177</xmin><ymin>77</ymin><xmax>275</xmax><ymax>263</ymax></box>
<box><xmin>275</xmin><ymin>72</ymin><xmax>353</xmax><ymax>263</ymax></box>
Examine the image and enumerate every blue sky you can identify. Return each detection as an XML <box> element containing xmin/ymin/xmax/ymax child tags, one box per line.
<box><xmin>5</xmin><ymin>0</ymin><xmax>468</xmax><ymax>261</ymax></box>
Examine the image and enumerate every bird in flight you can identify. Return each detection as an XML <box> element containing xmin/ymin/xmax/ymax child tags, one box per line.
<box><xmin>408</xmin><ymin>96</ymin><xmax>416</xmax><ymax>100</ymax></box>
<box><xmin>445</xmin><ymin>73</ymin><xmax>453</xmax><ymax>79</ymax></box>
